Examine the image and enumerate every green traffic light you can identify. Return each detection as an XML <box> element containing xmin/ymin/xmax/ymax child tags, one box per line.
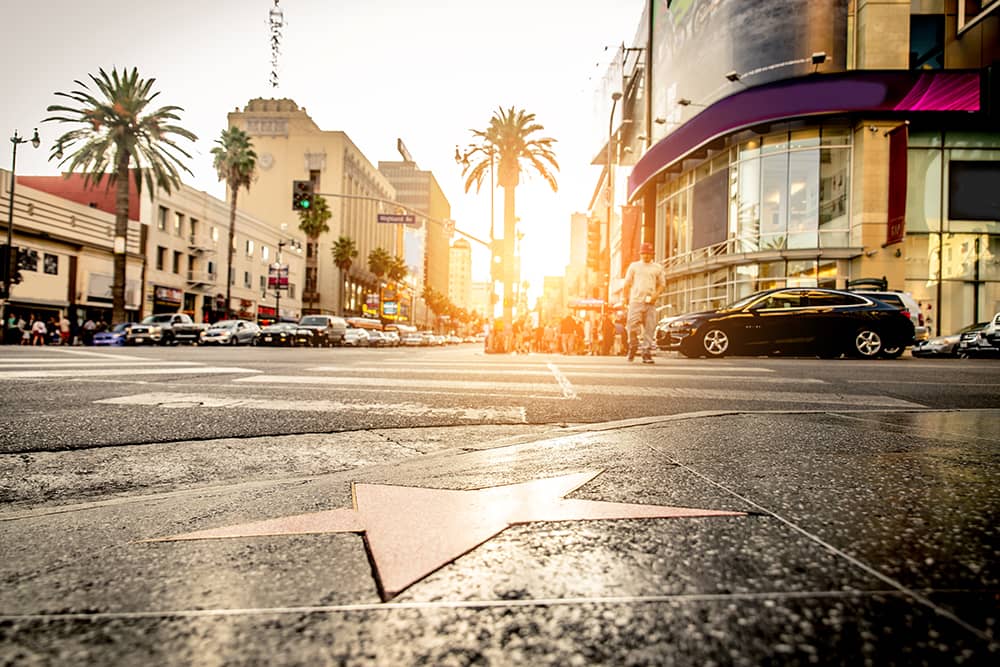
<box><xmin>301</xmin><ymin>200</ymin><xmax>310</xmax><ymax>209</ymax></box>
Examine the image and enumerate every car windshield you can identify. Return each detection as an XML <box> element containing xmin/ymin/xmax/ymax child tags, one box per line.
<box><xmin>211</xmin><ymin>321</ymin><xmax>238</xmax><ymax>329</ymax></box>
<box><xmin>299</xmin><ymin>317</ymin><xmax>326</xmax><ymax>326</ymax></box>
<box><xmin>111</xmin><ymin>323</ymin><xmax>132</xmax><ymax>333</ymax></box>
<box><xmin>141</xmin><ymin>315</ymin><xmax>171</xmax><ymax>324</ymax></box>
<box><xmin>725</xmin><ymin>293</ymin><xmax>764</xmax><ymax>310</ymax></box>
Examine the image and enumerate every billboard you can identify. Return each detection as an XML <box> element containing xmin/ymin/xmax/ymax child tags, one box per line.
<box><xmin>651</xmin><ymin>0</ymin><xmax>848</xmax><ymax>130</ymax></box>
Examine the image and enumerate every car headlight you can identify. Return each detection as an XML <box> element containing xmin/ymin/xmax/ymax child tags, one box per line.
<box><xmin>150</xmin><ymin>325</ymin><xmax>161</xmax><ymax>334</ymax></box>
<box><xmin>668</xmin><ymin>319</ymin><xmax>695</xmax><ymax>330</ymax></box>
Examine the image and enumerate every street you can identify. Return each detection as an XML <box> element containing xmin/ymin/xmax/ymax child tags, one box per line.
<box><xmin>1</xmin><ymin>344</ymin><xmax>998</xmax><ymax>664</ymax></box>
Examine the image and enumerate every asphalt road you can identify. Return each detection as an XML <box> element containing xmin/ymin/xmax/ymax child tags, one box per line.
<box><xmin>1</xmin><ymin>343</ymin><xmax>998</xmax><ymax>453</ymax></box>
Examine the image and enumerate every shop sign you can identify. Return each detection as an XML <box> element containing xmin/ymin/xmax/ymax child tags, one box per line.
<box><xmin>154</xmin><ymin>286</ymin><xmax>183</xmax><ymax>305</ymax></box>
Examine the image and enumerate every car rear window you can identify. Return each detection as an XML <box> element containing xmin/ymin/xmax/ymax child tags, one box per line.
<box><xmin>300</xmin><ymin>317</ymin><xmax>327</xmax><ymax>325</ymax></box>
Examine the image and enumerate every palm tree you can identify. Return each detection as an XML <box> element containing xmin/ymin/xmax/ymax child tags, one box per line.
<box><xmin>331</xmin><ymin>235</ymin><xmax>358</xmax><ymax>315</ymax></box>
<box><xmin>297</xmin><ymin>194</ymin><xmax>332</xmax><ymax>312</ymax></box>
<box><xmin>459</xmin><ymin>106</ymin><xmax>558</xmax><ymax>329</ymax></box>
<box><xmin>44</xmin><ymin>67</ymin><xmax>197</xmax><ymax>324</ymax></box>
<box><xmin>210</xmin><ymin>127</ymin><xmax>256</xmax><ymax>319</ymax></box>
<box><xmin>367</xmin><ymin>247</ymin><xmax>392</xmax><ymax>280</ymax></box>
<box><xmin>386</xmin><ymin>255</ymin><xmax>408</xmax><ymax>284</ymax></box>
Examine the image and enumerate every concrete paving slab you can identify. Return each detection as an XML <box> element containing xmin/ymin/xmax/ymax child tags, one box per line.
<box><xmin>1</xmin><ymin>410</ymin><xmax>997</xmax><ymax>664</ymax></box>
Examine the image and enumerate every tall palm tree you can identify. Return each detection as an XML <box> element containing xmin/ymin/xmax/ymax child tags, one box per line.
<box><xmin>367</xmin><ymin>247</ymin><xmax>392</xmax><ymax>280</ymax></box>
<box><xmin>210</xmin><ymin>127</ymin><xmax>256</xmax><ymax>319</ymax></box>
<box><xmin>44</xmin><ymin>67</ymin><xmax>197</xmax><ymax>324</ymax></box>
<box><xmin>331</xmin><ymin>235</ymin><xmax>358</xmax><ymax>315</ymax></box>
<box><xmin>460</xmin><ymin>106</ymin><xmax>558</xmax><ymax>329</ymax></box>
<box><xmin>297</xmin><ymin>194</ymin><xmax>332</xmax><ymax>313</ymax></box>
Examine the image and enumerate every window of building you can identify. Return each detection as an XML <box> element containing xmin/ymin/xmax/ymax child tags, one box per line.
<box><xmin>246</xmin><ymin>239</ymin><xmax>254</xmax><ymax>256</ymax></box>
<box><xmin>157</xmin><ymin>206</ymin><xmax>168</xmax><ymax>231</ymax></box>
<box><xmin>211</xmin><ymin>226</ymin><xmax>219</xmax><ymax>242</ymax></box>
<box><xmin>175</xmin><ymin>212</ymin><xmax>184</xmax><ymax>236</ymax></box>
<box><xmin>262</xmin><ymin>245</ymin><xmax>270</xmax><ymax>262</ymax></box>
<box><xmin>172</xmin><ymin>251</ymin><xmax>182</xmax><ymax>274</ymax></box>
<box><xmin>244</xmin><ymin>271</ymin><xmax>252</xmax><ymax>288</ymax></box>
<box><xmin>260</xmin><ymin>275</ymin><xmax>267</xmax><ymax>293</ymax></box>
<box><xmin>156</xmin><ymin>246</ymin><xmax>166</xmax><ymax>271</ymax></box>
<box><xmin>207</xmin><ymin>260</ymin><xmax>216</xmax><ymax>278</ymax></box>
<box><xmin>910</xmin><ymin>14</ymin><xmax>945</xmax><ymax>70</ymax></box>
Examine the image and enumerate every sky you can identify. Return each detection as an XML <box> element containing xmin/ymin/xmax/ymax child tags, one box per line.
<box><xmin>2</xmin><ymin>0</ymin><xmax>646</xmax><ymax>299</ymax></box>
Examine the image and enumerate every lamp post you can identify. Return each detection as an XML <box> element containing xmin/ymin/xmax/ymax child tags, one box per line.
<box><xmin>606</xmin><ymin>92</ymin><xmax>622</xmax><ymax>306</ymax></box>
<box><xmin>272</xmin><ymin>238</ymin><xmax>301</xmax><ymax>323</ymax></box>
<box><xmin>3</xmin><ymin>128</ymin><xmax>40</xmax><ymax>330</ymax></box>
<box><xmin>455</xmin><ymin>142</ymin><xmax>497</xmax><ymax>322</ymax></box>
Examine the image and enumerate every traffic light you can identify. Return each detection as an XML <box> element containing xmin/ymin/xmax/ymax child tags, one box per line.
<box><xmin>292</xmin><ymin>180</ymin><xmax>314</xmax><ymax>211</ymax></box>
<box><xmin>586</xmin><ymin>218</ymin><xmax>602</xmax><ymax>271</ymax></box>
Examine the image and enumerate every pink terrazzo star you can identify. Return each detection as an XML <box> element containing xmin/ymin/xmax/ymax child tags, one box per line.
<box><xmin>149</xmin><ymin>470</ymin><xmax>745</xmax><ymax>599</ymax></box>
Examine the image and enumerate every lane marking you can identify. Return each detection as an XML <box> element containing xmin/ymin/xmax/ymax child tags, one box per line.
<box><xmin>0</xmin><ymin>361</ymin><xmax>201</xmax><ymax>368</ymax></box>
<box><xmin>94</xmin><ymin>392</ymin><xmax>526</xmax><ymax>422</ymax></box>
<box><xmin>236</xmin><ymin>375</ymin><xmax>921</xmax><ymax>407</ymax></box>
<box><xmin>547</xmin><ymin>362</ymin><xmax>578</xmax><ymax>399</ymax></box>
<box><xmin>0</xmin><ymin>367</ymin><xmax>261</xmax><ymax>379</ymax></box>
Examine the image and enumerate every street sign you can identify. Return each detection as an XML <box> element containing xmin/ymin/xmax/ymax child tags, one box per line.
<box><xmin>377</xmin><ymin>213</ymin><xmax>416</xmax><ymax>225</ymax></box>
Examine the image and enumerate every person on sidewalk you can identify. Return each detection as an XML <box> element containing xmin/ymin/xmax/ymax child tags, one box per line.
<box><xmin>622</xmin><ymin>242</ymin><xmax>666</xmax><ymax>364</ymax></box>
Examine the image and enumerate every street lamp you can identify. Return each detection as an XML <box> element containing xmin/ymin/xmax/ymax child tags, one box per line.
<box><xmin>455</xmin><ymin>142</ymin><xmax>498</xmax><ymax>322</ymax></box>
<box><xmin>606</xmin><ymin>92</ymin><xmax>622</xmax><ymax>305</ymax></box>
<box><xmin>3</xmin><ymin>128</ymin><xmax>40</xmax><ymax>313</ymax></box>
<box><xmin>272</xmin><ymin>238</ymin><xmax>301</xmax><ymax>323</ymax></box>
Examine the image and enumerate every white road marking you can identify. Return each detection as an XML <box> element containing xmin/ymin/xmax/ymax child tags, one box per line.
<box><xmin>547</xmin><ymin>363</ymin><xmax>578</xmax><ymax>399</ymax></box>
<box><xmin>0</xmin><ymin>367</ymin><xmax>261</xmax><ymax>379</ymax></box>
<box><xmin>94</xmin><ymin>392</ymin><xmax>526</xmax><ymax>422</ymax></box>
<box><xmin>234</xmin><ymin>375</ymin><xmax>921</xmax><ymax>407</ymax></box>
<box><xmin>306</xmin><ymin>366</ymin><xmax>818</xmax><ymax>384</ymax></box>
<box><xmin>0</xmin><ymin>361</ymin><xmax>201</xmax><ymax>368</ymax></box>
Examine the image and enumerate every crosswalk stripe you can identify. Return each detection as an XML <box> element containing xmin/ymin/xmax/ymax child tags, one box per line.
<box><xmin>0</xmin><ymin>361</ymin><xmax>202</xmax><ymax>368</ymax></box>
<box><xmin>233</xmin><ymin>374</ymin><xmax>921</xmax><ymax>407</ymax></box>
<box><xmin>0</xmin><ymin>367</ymin><xmax>261</xmax><ymax>379</ymax></box>
<box><xmin>305</xmin><ymin>366</ymin><xmax>819</xmax><ymax>384</ymax></box>
<box><xmin>359</xmin><ymin>360</ymin><xmax>777</xmax><ymax>373</ymax></box>
<box><xmin>94</xmin><ymin>392</ymin><xmax>526</xmax><ymax>422</ymax></box>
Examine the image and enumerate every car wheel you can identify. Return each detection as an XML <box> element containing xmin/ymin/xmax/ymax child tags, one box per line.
<box><xmin>879</xmin><ymin>345</ymin><xmax>904</xmax><ymax>359</ymax></box>
<box><xmin>851</xmin><ymin>328</ymin><xmax>883</xmax><ymax>358</ymax></box>
<box><xmin>701</xmin><ymin>328</ymin><xmax>729</xmax><ymax>357</ymax></box>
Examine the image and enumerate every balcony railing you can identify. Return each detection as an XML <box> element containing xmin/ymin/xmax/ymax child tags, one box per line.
<box><xmin>187</xmin><ymin>270</ymin><xmax>217</xmax><ymax>285</ymax></box>
<box><xmin>187</xmin><ymin>233</ymin><xmax>216</xmax><ymax>252</ymax></box>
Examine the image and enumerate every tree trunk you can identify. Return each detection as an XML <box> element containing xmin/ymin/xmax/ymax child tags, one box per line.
<box><xmin>111</xmin><ymin>154</ymin><xmax>131</xmax><ymax>324</ymax></box>
<box><xmin>502</xmin><ymin>184</ymin><xmax>516</xmax><ymax>332</ymax></box>
<box><xmin>225</xmin><ymin>187</ymin><xmax>238</xmax><ymax>319</ymax></box>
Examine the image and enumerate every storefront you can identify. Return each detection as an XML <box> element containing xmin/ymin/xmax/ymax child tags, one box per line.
<box><xmin>152</xmin><ymin>285</ymin><xmax>183</xmax><ymax>314</ymax></box>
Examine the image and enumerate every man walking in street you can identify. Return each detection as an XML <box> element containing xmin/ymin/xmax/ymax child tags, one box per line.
<box><xmin>622</xmin><ymin>242</ymin><xmax>666</xmax><ymax>364</ymax></box>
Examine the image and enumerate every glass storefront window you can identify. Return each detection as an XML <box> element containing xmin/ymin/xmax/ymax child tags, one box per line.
<box><xmin>760</xmin><ymin>153</ymin><xmax>787</xmax><ymax>249</ymax></box>
<box><xmin>786</xmin><ymin>259</ymin><xmax>817</xmax><ymax>287</ymax></box>
<box><xmin>739</xmin><ymin>139</ymin><xmax>760</xmax><ymax>160</ymax></box>
<box><xmin>757</xmin><ymin>261</ymin><xmax>785</xmax><ymax>290</ymax></box>
<box><xmin>761</xmin><ymin>133</ymin><xmax>789</xmax><ymax>155</ymax></box>
<box><xmin>821</xmin><ymin>127</ymin><xmax>851</xmax><ymax>146</ymax></box>
<box><xmin>788</xmin><ymin>129</ymin><xmax>819</xmax><ymax>150</ymax></box>
<box><xmin>819</xmin><ymin>148</ymin><xmax>850</xmax><ymax>246</ymax></box>
<box><xmin>736</xmin><ymin>159</ymin><xmax>760</xmax><ymax>252</ymax></box>
<box><xmin>787</xmin><ymin>150</ymin><xmax>819</xmax><ymax>249</ymax></box>
<box><xmin>906</xmin><ymin>149</ymin><xmax>942</xmax><ymax>233</ymax></box>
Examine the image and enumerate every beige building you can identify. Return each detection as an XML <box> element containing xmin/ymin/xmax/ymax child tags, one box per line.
<box><xmin>8</xmin><ymin>171</ymin><xmax>305</xmax><ymax>326</ymax></box>
<box><xmin>226</xmin><ymin>98</ymin><xmax>397</xmax><ymax>317</ymax></box>
<box><xmin>448</xmin><ymin>238</ymin><xmax>472</xmax><ymax>310</ymax></box>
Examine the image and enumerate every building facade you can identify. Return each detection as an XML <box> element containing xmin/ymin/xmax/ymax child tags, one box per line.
<box><xmin>448</xmin><ymin>238</ymin><xmax>472</xmax><ymax>309</ymax></box>
<box><xmin>8</xmin><ymin>171</ymin><xmax>305</xmax><ymax>327</ymax></box>
<box><xmin>226</xmin><ymin>98</ymin><xmax>396</xmax><ymax>318</ymax></box>
<box><xmin>601</xmin><ymin>0</ymin><xmax>999</xmax><ymax>336</ymax></box>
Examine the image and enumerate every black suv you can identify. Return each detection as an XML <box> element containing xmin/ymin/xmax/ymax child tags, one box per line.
<box><xmin>297</xmin><ymin>315</ymin><xmax>347</xmax><ymax>347</ymax></box>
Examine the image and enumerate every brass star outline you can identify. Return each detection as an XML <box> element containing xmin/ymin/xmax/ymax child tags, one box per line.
<box><xmin>148</xmin><ymin>470</ymin><xmax>745</xmax><ymax>600</ymax></box>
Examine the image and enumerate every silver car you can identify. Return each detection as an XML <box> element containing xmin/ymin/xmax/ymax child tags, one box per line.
<box><xmin>201</xmin><ymin>319</ymin><xmax>259</xmax><ymax>346</ymax></box>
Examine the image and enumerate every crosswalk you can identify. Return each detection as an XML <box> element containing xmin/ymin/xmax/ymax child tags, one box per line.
<box><xmin>0</xmin><ymin>348</ymin><xmax>926</xmax><ymax>413</ymax></box>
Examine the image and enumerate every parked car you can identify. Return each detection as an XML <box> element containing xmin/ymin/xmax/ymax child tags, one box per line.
<box><xmin>297</xmin><ymin>315</ymin><xmax>347</xmax><ymax>347</ymax></box>
<box><xmin>382</xmin><ymin>330</ymin><xmax>400</xmax><ymax>347</ymax></box>
<box><xmin>127</xmin><ymin>313</ymin><xmax>206</xmax><ymax>345</ymax></box>
<box><xmin>93</xmin><ymin>322</ymin><xmax>136</xmax><ymax>347</ymax></box>
<box><xmin>366</xmin><ymin>330</ymin><xmax>389</xmax><ymax>347</ymax></box>
<box><xmin>255</xmin><ymin>322</ymin><xmax>305</xmax><ymax>347</ymax></box>
<box><xmin>912</xmin><ymin>322</ymin><xmax>989</xmax><ymax>358</ymax></box>
<box><xmin>662</xmin><ymin>287</ymin><xmax>915</xmax><ymax>359</ymax></box>
<box><xmin>957</xmin><ymin>312</ymin><xmax>1000</xmax><ymax>357</ymax></box>
<box><xmin>200</xmin><ymin>319</ymin><xmax>259</xmax><ymax>345</ymax></box>
<box><xmin>846</xmin><ymin>278</ymin><xmax>928</xmax><ymax>349</ymax></box>
<box><xmin>402</xmin><ymin>332</ymin><xmax>424</xmax><ymax>347</ymax></box>
<box><xmin>342</xmin><ymin>327</ymin><xmax>370</xmax><ymax>347</ymax></box>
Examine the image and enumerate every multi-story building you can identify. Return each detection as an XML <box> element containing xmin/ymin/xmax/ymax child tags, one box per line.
<box><xmin>225</xmin><ymin>98</ymin><xmax>396</xmax><ymax>318</ymax></box>
<box><xmin>11</xmin><ymin>172</ymin><xmax>305</xmax><ymax>325</ymax></box>
<box><xmin>448</xmin><ymin>238</ymin><xmax>472</xmax><ymax>309</ymax></box>
<box><xmin>599</xmin><ymin>0</ymin><xmax>999</xmax><ymax>336</ymax></box>
<box><xmin>378</xmin><ymin>154</ymin><xmax>453</xmax><ymax>299</ymax></box>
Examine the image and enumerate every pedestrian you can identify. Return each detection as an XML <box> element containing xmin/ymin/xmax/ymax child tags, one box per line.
<box><xmin>82</xmin><ymin>317</ymin><xmax>96</xmax><ymax>346</ymax></box>
<box><xmin>5</xmin><ymin>312</ymin><xmax>18</xmax><ymax>345</ymax></box>
<box><xmin>623</xmin><ymin>242</ymin><xmax>666</xmax><ymax>364</ymax></box>
<box><xmin>559</xmin><ymin>313</ymin><xmax>575</xmax><ymax>355</ymax></box>
<box><xmin>59</xmin><ymin>314</ymin><xmax>71</xmax><ymax>346</ymax></box>
<box><xmin>31</xmin><ymin>316</ymin><xmax>47</xmax><ymax>346</ymax></box>
<box><xmin>21</xmin><ymin>315</ymin><xmax>32</xmax><ymax>345</ymax></box>
<box><xmin>600</xmin><ymin>314</ymin><xmax>615</xmax><ymax>356</ymax></box>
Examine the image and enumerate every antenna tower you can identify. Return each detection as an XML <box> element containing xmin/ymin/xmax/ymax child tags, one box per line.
<box><xmin>269</xmin><ymin>0</ymin><xmax>284</xmax><ymax>88</ymax></box>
